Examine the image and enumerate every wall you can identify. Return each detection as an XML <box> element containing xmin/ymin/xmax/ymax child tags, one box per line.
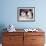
<box><xmin>0</xmin><ymin>0</ymin><xmax>46</xmax><ymax>30</ymax></box>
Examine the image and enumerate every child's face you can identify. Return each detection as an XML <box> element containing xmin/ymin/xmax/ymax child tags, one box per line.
<box><xmin>27</xmin><ymin>11</ymin><xmax>32</xmax><ymax>16</ymax></box>
<box><xmin>21</xmin><ymin>11</ymin><xmax>26</xmax><ymax>17</ymax></box>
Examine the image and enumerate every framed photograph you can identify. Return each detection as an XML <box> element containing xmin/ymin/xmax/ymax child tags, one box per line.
<box><xmin>17</xmin><ymin>7</ymin><xmax>35</xmax><ymax>22</ymax></box>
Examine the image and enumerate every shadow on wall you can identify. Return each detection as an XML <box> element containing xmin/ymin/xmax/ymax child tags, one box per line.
<box><xmin>0</xmin><ymin>24</ymin><xmax>7</xmax><ymax>43</ymax></box>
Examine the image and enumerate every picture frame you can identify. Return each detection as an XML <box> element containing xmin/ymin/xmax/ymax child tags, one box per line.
<box><xmin>17</xmin><ymin>7</ymin><xmax>35</xmax><ymax>22</ymax></box>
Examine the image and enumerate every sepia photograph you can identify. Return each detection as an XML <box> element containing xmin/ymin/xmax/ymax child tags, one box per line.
<box><xmin>17</xmin><ymin>7</ymin><xmax>35</xmax><ymax>22</ymax></box>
